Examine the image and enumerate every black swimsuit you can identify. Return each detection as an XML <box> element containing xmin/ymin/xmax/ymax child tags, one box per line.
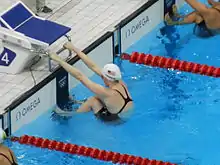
<box><xmin>194</xmin><ymin>7</ymin><xmax>220</xmax><ymax>37</ymax></box>
<box><xmin>95</xmin><ymin>84</ymin><xmax>133</xmax><ymax>122</ymax></box>
<box><xmin>194</xmin><ymin>21</ymin><xmax>214</xmax><ymax>37</ymax></box>
<box><xmin>0</xmin><ymin>150</ymin><xmax>18</xmax><ymax>165</ymax></box>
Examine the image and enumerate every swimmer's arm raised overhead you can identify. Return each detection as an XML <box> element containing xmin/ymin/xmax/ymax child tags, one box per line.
<box><xmin>64</xmin><ymin>42</ymin><xmax>102</xmax><ymax>77</ymax></box>
<box><xmin>49</xmin><ymin>53</ymin><xmax>110</xmax><ymax>97</ymax></box>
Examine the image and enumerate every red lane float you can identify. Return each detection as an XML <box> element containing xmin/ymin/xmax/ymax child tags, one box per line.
<box><xmin>11</xmin><ymin>135</ymin><xmax>176</xmax><ymax>165</ymax></box>
<box><xmin>121</xmin><ymin>52</ymin><xmax>220</xmax><ymax>77</ymax></box>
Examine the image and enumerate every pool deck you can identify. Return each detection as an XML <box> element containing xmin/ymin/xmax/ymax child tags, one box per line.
<box><xmin>0</xmin><ymin>0</ymin><xmax>148</xmax><ymax>113</ymax></box>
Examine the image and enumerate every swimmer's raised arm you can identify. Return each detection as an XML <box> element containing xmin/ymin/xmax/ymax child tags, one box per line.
<box><xmin>63</xmin><ymin>42</ymin><xmax>102</xmax><ymax>77</ymax></box>
<box><xmin>49</xmin><ymin>52</ymin><xmax>110</xmax><ymax>98</ymax></box>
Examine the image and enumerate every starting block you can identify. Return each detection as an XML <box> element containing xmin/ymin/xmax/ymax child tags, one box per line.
<box><xmin>0</xmin><ymin>1</ymin><xmax>71</xmax><ymax>74</ymax></box>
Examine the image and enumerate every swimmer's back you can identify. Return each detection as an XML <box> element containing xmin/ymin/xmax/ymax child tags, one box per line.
<box><xmin>0</xmin><ymin>145</ymin><xmax>17</xmax><ymax>165</ymax></box>
<box><xmin>101</xmin><ymin>81</ymin><xmax>133</xmax><ymax>115</ymax></box>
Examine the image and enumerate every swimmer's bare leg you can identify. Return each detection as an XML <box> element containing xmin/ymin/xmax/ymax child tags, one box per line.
<box><xmin>53</xmin><ymin>95</ymin><xmax>88</xmax><ymax>116</ymax></box>
<box><xmin>53</xmin><ymin>106</ymin><xmax>74</xmax><ymax>117</ymax></box>
<box><xmin>68</xmin><ymin>95</ymin><xmax>87</xmax><ymax>104</ymax></box>
<box><xmin>165</xmin><ymin>11</ymin><xmax>201</xmax><ymax>25</ymax></box>
<box><xmin>185</xmin><ymin>0</ymin><xmax>209</xmax><ymax>15</ymax></box>
<box><xmin>76</xmin><ymin>96</ymin><xmax>103</xmax><ymax>114</ymax></box>
<box><xmin>69</xmin><ymin>99</ymin><xmax>86</xmax><ymax>104</ymax></box>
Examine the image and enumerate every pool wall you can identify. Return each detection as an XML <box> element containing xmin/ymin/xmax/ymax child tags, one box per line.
<box><xmin>0</xmin><ymin>0</ymin><xmax>186</xmax><ymax>135</ymax></box>
<box><xmin>118</xmin><ymin>0</ymin><xmax>163</xmax><ymax>53</ymax></box>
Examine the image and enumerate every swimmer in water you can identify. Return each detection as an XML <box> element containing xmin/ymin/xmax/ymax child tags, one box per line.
<box><xmin>165</xmin><ymin>0</ymin><xmax>220</xmax><ymax>36</ymax></box>
<box><xmin>49</xmin><ymin>42</ymin><xmax>133</xmax><ymax>122</ymax></box>
<box><xmin>0</xmin><ymin>129</ymin><xmax>18</xmax><ymax>165</ymax></box>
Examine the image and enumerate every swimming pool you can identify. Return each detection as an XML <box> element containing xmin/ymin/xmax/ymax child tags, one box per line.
<box><xmin>6</xmin><ymin>1</ymin><xmax>220</xmax><ymax>165</ymax></box>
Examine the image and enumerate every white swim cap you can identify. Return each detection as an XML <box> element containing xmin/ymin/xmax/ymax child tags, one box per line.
<box><xmin>0</xmin><ymin>128</ymin><xmax>6</xmax><ymax>143</ymax></box>
<box><xmin>101</xmin><ymin>64</ymin><xmax>122</xmax><ymax>81</ymax></box>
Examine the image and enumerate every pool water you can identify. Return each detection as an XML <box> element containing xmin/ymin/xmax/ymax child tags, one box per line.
<box><xmin>8</xmin><ymin>1</ymin><xmax>220</xmax><ymax>165</ymax></box>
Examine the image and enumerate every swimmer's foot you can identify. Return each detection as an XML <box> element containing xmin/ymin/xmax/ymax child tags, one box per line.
<box><xmin>53</xmin><ymin>106</ymin><xmax>75</xmax><ymax>117</ymax></box>
<box><xmin>69</xmin><ymin>98</ymin><xmax>87</xmax><ymax>104</ymax></box>
<box><xmin>165</xmin><ymin>13</ymin><xmax>174</xmax><ymax>25</ymax></box>
<box><xmin>165</xmin><ymin>13</ymin><xmax>181</xmax><ymax>25</ymax></box>
<box><xmin>68</xmin><ymin>94</ymin><xmax>87</xmax><ymax>104</ymax></box>
<box><xmin>172</xmin><ymin>4</ymin><xmax>180</xmax><ymax>18</ymax></box>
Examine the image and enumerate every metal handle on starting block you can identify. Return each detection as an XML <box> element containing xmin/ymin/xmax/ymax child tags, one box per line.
<box><xmin>48</xmin><ymin>47</ymin><xmax>72</xmax><ymax>72</ymax></box>
<box><xmin>48</xmin><ymin>35</ymin><xmax>72</xmax><ymax>72</ymax></box>
<box><xmin>65</xmin><ymin>35</ymin><xmax>71</xmax><ymax>42</ymax></box>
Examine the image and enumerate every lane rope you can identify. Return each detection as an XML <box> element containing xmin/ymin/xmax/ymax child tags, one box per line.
<box><xmin>121</xmin><ymin>52</ymin><xmax>220</xmax><ymax>77</ymax></box>
<box><xmin>11</xmin><ymin>135</ymin><xmax>176</xmax><ymax>165</ymax></box>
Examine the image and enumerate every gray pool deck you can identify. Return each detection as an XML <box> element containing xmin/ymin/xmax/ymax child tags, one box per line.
<box><xmin>0</xmin><ymin>0</ymin><xmax>148</xmax><ymax>113</ymax></box>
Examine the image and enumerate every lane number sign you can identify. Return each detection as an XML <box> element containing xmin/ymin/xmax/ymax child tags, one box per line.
<box><xmin>0</xmin><ymin>47</ymin><xmax>16</xmax><ymax>66</ymax></box>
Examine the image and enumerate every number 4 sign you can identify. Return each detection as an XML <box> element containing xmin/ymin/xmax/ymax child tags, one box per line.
<box><xmin>0</xmin><ymin>47</ymin><xmax>16</xmax><ymax>66</ymax></box>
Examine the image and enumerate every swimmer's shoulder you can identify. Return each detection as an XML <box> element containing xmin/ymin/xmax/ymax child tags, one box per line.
<box><xmin>0</xmin><ymin>145</ymin><xmax>16</xmax><ymax>162</ymax></box>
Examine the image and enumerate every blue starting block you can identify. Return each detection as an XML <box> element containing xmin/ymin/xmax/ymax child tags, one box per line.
<box><xmin>0</xmin><ymin>1</ymin><xmax>71</xmax><ymax>74</ymax></box>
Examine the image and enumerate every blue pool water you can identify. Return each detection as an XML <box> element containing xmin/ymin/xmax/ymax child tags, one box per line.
<box><xmin>7</xmin><ymin>2</ymin><xmax>220</xmax><ymax>165</ymax></box>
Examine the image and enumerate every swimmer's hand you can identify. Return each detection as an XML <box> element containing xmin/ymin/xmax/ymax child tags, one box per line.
<box><xmin>49</xmin><ymin>52</ymin><xmax>63</xmax><ymax>62</ymax></box>
<box><xmin>63</xmin><ymin>42</ymin><xmax>75</xmax><ymax>50</ymax></box>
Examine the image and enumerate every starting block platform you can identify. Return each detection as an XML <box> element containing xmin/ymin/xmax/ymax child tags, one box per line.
<box><xmin>0</xmin><ymin>1</ymin><xmax>72</xmax><ymax>112</ymax></box>
<box><xmin>0</xmin><ymin>1</ymin><xmax>71</xmax><ymax>74</ymax></box>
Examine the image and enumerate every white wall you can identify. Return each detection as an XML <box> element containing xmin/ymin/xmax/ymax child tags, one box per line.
<box><xmin>68</xmin><ymin>36</ymin><xmax>113</xmax><ymax>90</ymax></box>
<box><xmin>0</xmin><ymin>117</ymin><xmax>2</xmax><ymax>130</ymax></box>
<box><xmin>10</xmin><ymin>79</ymin><xmax>56</xmax><ymax>133</ymax></box>
<box><xmin>120</xmin><ymin>0</ymin><xmax>164</xmax><ymax>52</ymax></box>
